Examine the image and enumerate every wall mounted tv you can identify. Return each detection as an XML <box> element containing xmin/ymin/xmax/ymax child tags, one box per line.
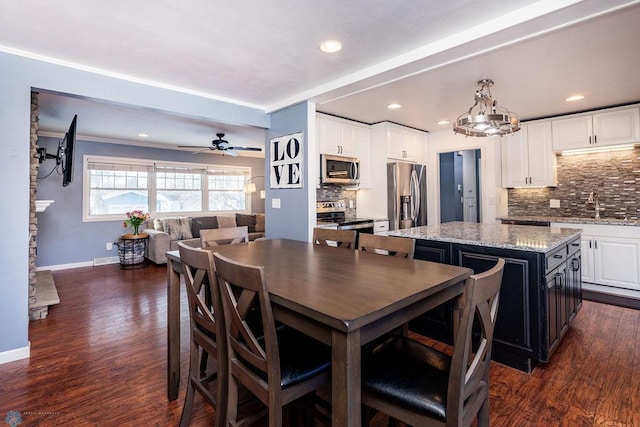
<box><xmin>37</xmin><ymin>114</ymin><xmax>77</xmax><ymax>187</ymax></box>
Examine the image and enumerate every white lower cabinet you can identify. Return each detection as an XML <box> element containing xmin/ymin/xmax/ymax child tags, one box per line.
<box><xmin>556</xmin><ymin>223</ymin><xmax>640</xmax><ymax>291</ymax></box>
<box><xmin>373</xmin><ymin>220</ymin><xmax>389</xmax><ymax>234</ymax></box>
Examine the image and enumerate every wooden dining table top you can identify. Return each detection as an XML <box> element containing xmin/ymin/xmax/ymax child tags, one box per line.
<box><xmin>167</xmin><ymin>238</ymin><xmax>472</xmax><ymax>333</ymax></box>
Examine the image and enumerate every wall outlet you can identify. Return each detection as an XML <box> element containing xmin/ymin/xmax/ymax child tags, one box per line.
<box><xmin>550</xmin><ymin>199</ymin><xmax>561</xmax><ymax>208</ymax></box>
<box><xmin>272</xmin><ymin>198</ymin><xmax>281</xmax><ymax>209</ymax></box>
<box><xmin>349</xmin><ymin>200</ymin><xmax>354</xmax><ymax>209</ymax></box>
<box><xmin>106</xmin><ymin>242</ymin><xmax>113</xmax><ymax>250</ymax></box>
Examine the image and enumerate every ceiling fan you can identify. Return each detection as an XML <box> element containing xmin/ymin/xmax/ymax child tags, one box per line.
<box><xmin>178</xmin><ymin>133</ymin><xmax>262</xmax><ymax>157</ymax></box>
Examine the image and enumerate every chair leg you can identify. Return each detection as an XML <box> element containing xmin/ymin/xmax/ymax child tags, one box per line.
<box><xmin>478</xmin><ymin>397</ymin><xmax>490</xmax><ymax>427</ymax></box>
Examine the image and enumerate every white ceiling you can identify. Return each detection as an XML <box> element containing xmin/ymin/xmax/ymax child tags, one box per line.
<box><xmin>1</xmin><ymin>0</ymin><xmax>640</xmax><ymax>152</ymax></box>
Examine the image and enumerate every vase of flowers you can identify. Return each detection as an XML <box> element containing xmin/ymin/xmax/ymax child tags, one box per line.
<box><xmin>123</xmin><ymin>210</ymin><xmax>150</xmax><ymax>235</ymax></box>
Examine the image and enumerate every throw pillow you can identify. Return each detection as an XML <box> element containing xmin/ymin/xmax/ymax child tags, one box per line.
<box><xmin>163</xmin><ymin>217</ymin><xmax>193</xmax><ymax>241</ymax></box>
<box><xmin>236</xmin><ymin>213</ymin><xmax>256</xmax><ymax>233</ymax></box>
<box><xmin>191</xmin><ymin>216</ymin><xmax>218</xmax><ymax>238</ymax></box>
<box><xmin>153</xmin><ymin>218</ymin><xmax>164</xmax><ymax>232</ymax></box>
<box><xmin>217</xmin><ymin>216</ymin><xmax>237</xmax><ymax>229</ymax></box>
<box><xmin>255</xmin><ymin>213</ymin><xmax>265</xmax><ymax>233</ymax></box>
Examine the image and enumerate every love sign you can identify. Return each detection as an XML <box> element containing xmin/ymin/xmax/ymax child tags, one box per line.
<box><xmin>270</xmin><ymin>132</ymin><xmax>303</xmax><ymax>189</ymax></box>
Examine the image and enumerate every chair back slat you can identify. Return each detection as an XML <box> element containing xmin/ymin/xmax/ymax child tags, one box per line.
<box><xmin>214</xmin><ymin>252</ymin><xmax>281</xmax><ymax>384</ymax></box>
<box><xmin>178</xmin><ymin>242</ymin><xmax>221</xmax><ymax>338</ymax></box>
<box><xmin>448</xmin><ymin>258</ymin><xmax>505</xmax><ymax>424</ymax></box>
<box><xmin>201</xmin><ymin>226</ymin><xmax>249</xmax><ymax>249</ymax></box>
<box><xmin>312</xmin><ymin>227</ymin><xmax>357</xmax><ymax>249</ymax></box>
<box><xmin>358</xmin><ymin>233</ymin><xmax>415</xmax><ymax>259</ymax></box>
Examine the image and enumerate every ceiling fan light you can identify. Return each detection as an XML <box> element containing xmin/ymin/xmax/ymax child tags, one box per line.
<box><xmin>453</xmin><ymin>79</ymin><xmax>520</xmax><ymax>137</ymax></box>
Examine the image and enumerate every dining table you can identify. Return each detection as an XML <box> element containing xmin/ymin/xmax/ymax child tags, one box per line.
<box><xmin>166</xmin><ymin>238</ymin><xmax>472</xmax><ymax>427</ymax></box>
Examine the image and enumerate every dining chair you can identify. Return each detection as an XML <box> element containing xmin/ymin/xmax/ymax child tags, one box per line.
<box><xmin>200</xmin><ymin>226</ymin><xmax>249</xmax><ymax>249</ymax></box>
<box><xmin>177</xmin><ymin>242</ymin><xmax>228</xmax><ymax>427</ymax></box>
<box><xmin>312</xmin><ymin>227</ymin><xmax>357</xmax><ymax>249</ymax></box>
<box><xmin>361</xmin><ymin>258</ymin><xmax>506</xmax><ymax>427</ymax></box>
<box><xmin>213</xmin><ymin>252</ymin><xmax>332</xmax><ymax>426</ymax></box>
<box><xmin>358</xmin><ymin>233</ymin><xmax>415</xmax><ymax>259</ymax></box>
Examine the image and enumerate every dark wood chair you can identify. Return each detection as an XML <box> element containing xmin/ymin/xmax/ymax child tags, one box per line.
<box><xmin>358</xmin><ymin>233</ymin><xmax>415</xmax><ymax>259</ymax></box>
<box><xmin>312</xmin><ymin>227</ymin><xmax>357</xmax><ymax>249</ymax></box>
<box><xmin>200</xmin><ymin>226</ymin><xmax>249</xmax><ymax>249</ymax></box>
<box><xmin>213</xmin><ymin>252</ymin><xmax>332</xmax><ymax>426</ymax></box>
<box><xmin>361</xmin><ymin>258</ymin><xmax>506</xmax><ymax>427</ymax></box>
<box><xmin>177</xmin><ymin>242</ymin><xmax>228</xmax><ymax>427</ymax></box>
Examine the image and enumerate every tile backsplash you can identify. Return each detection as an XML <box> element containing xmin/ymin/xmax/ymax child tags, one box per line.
<box><xmin>316</xmin><ymin>184</ymin><xmax>357</xmax><ymax>217</ymax></box>
<box><xmin>508</xmin><ymin>147</ymin><xmax>640</xmax><ymax>220</ymax></box>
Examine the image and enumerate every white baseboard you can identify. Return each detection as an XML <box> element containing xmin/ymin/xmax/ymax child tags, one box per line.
<box><xmin>36</xmin><ymin>261</ymin><xmax>94</xmax><ymax>271</ymax></box>
<box><xmin>0</xmin><ymin>342</ymin><xmax>30</xmax><ymax>365</ymax></box>
<box><xmin>93</xmin><ymin>256</ymin><xmax>120</xmax><ymax>266</ymax></box>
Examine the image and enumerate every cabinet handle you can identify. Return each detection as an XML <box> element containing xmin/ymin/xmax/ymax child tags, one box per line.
<box><xmin>555</xmin><ymin>273</ymin><xmax>563</xmax><ymax>289</ymax></box>
<box><xmin>572</xmin><ymin>258</ymin><xmax>580</xmax><ymax>272</ymax></box>
<box><xmin>589</xmin><ymin>240</ymin><xmax>592</xmax><ymax>249</ymax></box>
<box><xmin>571</xmin><ymin>242</ymin><xmax>580</xmax><ymax>247</ymax></box>
<box><xmin>553</xmin><ymin>254</ymin><xmax>563</xmax><ymax>259</ymax></box>
<box><xmin>589</xmin><ymin>136</ymin><xmax>592</xmax><ymax>145</ymax></box>
<box><xmin>595</xmin><ymin>240</ymin><xmax>598</xmax><ymax>249</ymax></box>
<box><xmin>594</xmin><ymin>135</ymin><xmax>597</xmax><ymax>144</ymax></box>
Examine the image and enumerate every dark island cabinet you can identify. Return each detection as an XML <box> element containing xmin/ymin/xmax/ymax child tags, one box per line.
<box><xmin>412</xmin><ymin>236</ymin><xmax>582</xmax><ymax>372</ymax></box>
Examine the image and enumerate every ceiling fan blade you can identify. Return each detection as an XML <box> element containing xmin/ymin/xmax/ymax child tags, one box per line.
<box><xmin>228</xmin><ymin>146</ymin><xmax>262</xmax><ymax>151</ymax></box>
<box><xmin>177</xmin><ymin>144</ymin><xmax>210</xmax><ymax>149</ymax></box>
<box><xmin>225</xmin><ymin>149</ymin><xmax>239</xmax><ymax>157</ymax></box>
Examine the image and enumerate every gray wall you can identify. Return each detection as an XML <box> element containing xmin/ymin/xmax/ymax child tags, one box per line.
<box><xmin>265</xmin><ymin>103</ymin><xmax>313</xmax><ymax>242</ymax></box>
<box><xmin>0</xmin><ymin>50</ymin><xmax>268</xmax><ymax>358</ymax></box>
<box><xmin>36</xmin><ymin>137</ymin><xmax>265</xmax><ymax>267</ymax></box>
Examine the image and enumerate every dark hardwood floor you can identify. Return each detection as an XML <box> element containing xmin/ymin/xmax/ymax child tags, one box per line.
<box><xmin>1</xmin><ymin>263</ymin><xmax>638</xmax><ymax>426</ymax></box>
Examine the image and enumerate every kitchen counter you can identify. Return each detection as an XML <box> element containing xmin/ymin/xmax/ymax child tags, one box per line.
<box><xmin>498</xmin><ymin>215</ymin><xmax>640</xmax><ymax>226</ymax></box>
<box><xmin>387</xmin><ymin>221</ymin><xmax>581</xmax><ymax>253</ymax></box>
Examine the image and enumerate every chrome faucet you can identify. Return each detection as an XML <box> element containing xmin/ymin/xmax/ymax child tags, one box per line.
<box><xmin>587</xmin><ymin>191</ymin><xmax>603</xmax><ymax>219</ymax></box>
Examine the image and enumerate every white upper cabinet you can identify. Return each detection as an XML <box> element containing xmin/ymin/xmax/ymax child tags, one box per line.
<box><xmin>502</xmin><ymin>120</ymin><xmax>557</xmax><ymax>188</ymax></box>
<box><xmin>316</xmin><ymin>113</ymin><xmax>371</xmax><ymax>187</ymax></box>
<box><xmin>381</xmin><ymin>123</ymin><xmax>427</xmax><ymax>163</ymax></box>
<box><xmin>551</xmin><ymin>107</ymin><xmax>640</xmax><ymax>151</ymax></box>
<box><xmin>317</xmin><ymin>114</ymin><xmax>357</xmax><ymax>157</ymax></box>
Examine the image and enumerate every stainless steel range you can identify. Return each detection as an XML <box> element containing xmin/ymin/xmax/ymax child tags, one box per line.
<box><xmin>316</xmin><ymin>200</ymin><xmax>374</xmax><ymax>234</ymax></box>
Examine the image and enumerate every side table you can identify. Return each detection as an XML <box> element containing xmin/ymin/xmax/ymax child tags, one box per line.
<box><xmin>118</xmin><ymin>233</ymin><xmax>149</xmax><ymax>269</ymax></box>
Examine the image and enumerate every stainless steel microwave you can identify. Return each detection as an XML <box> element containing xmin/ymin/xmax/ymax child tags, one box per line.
<box><xmin>320</xmin><ymin>154</ymin><xmax>360</xmax><ymax>185</ymax></box>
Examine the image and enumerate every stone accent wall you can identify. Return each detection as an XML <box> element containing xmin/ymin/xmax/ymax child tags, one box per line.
<box><xmin>29</xmin><ymin>92</ymin><xmax>39</xmax><ymax>317</ymax></box>
<box><xmin>508</xmin><ymin>147</ymin><xmax>640</xmax><ymax>220</ymax></box>
<box><xmin>316</xmin><ymin>185</ymin><xmax>357</xmax><ymax>217</ymax></box>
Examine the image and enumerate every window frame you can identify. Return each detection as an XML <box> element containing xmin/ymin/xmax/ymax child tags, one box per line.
<box><xmin>82</xmin><ymin>155</ymin><xmax>253</xmax><ymax>222</ymax></box>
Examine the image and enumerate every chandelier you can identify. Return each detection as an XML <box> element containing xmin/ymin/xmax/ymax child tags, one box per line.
<box><xmin>453</xmin><ymin>79</ymin><xmax>520</xmax><ymax>137</ymax></box>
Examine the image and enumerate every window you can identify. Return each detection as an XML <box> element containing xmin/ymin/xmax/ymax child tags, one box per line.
<box><xmin>83</xmin><ymin>156</ymin><xmax>252</xmax><ymax>222</ymax></box>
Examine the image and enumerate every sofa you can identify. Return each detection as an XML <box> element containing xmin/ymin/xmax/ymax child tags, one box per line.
<box><xmin>143</xmin><ymin>213</ymin><xmax>265</xmax><ymax>264</ymax></box>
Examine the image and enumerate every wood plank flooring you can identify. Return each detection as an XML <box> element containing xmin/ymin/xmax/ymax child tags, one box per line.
<box><xmin>0</xmin><ymin>263</ymin><xmax>638</xmax><ymax>426</ymax></box>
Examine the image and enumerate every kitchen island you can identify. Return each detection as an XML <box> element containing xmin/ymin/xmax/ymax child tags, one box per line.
<box><xmin>388</xmin><ymin>221</ymin><xmax>583</xmax><ymax>372</ymax></box>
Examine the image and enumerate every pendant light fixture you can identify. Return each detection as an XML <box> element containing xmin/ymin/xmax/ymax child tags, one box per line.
<box><xmin>453</xmin><ymin>79</ymin><xmax>520</xmax><ymax>137</ymax></box>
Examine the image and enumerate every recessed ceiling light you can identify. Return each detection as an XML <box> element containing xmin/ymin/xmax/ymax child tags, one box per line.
<box><xmin>565</xmin><ymin>95</ymin><xmax>585</xmax><ymax>102</ymax></box>
<box><xmin>319</xmin><ymin>39</ymin><xmax>343</xmax><ymax>53</ymax></box>
<box><xmin>138</xmin><ymin>133</ymin><xmax>149</xmax><ymax>138</ymax></box>
<box><xmin>438</xmin><ymin>120</ymin><xmax>450</xmax><ymax>125</ymax></box>
<box><xmin>387</xmin><ymin>103</ymin><xmax>402</xmax><ymax>109</ymax></box>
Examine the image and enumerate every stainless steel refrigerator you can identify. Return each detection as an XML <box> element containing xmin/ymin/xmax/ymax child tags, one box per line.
<box><xmin>387</xmin><ymin>162</ymin><xmax>427</xmax><ymax>230</ymax></box>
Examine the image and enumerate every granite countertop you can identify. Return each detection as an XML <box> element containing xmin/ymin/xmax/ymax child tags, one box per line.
<box><xmin>387</xmin><ymin>221</ymin><xmax>582</xmax><ymax>253</ymax></box>
<box><xmin>498</xmin><ymin>216</ymin><xmax>640</xmax><ymax>226</ymax></box>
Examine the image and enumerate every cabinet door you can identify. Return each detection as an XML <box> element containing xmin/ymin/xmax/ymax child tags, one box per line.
<box><xmin>386</xmin><ymin>126</ymin><xmax>409</xmax><ymax>160</ymax></box>
<box><xmin>527</xmin><ymin>121</ymin><xmax>556</xmax><ymax>186</ymax></box>
<box><xmin>551</xmin><ymin>115</ymin><xmax>593</xmax><ymax>151</ymax></box>
<box><xmin>594</xmin><ymin>236</ymin><xmax>640</xmax><ymax>290</ymax></box>
<box><xmin>580</xmin><ymin>236</ymin><xmax>595</xmax><ymax>283</ymax></box>
<box><xmin>546</xmin><ymin>266</ymin><xmax>567</xmax><ymax>356</ymax></box>
<box><xmin>566</xmin><ymin>253</ymin><xmax>582</xmax><ymax>321</ymax></box>
<box><xmin>337</xmin><ymin>123</ymin><xmax>357</xmax><ymax>157</ymax></box>
<box><xmin>317</xmin><ymin>115</ymin><xmax>340</xmax><ymax>155</ymax></box>
<box><xmin>592</xmin><ymin>107</ymin><xmax>640</xmax><ymax>147</ymax></box>
<box><xmin>355</xmin><ymin>125</ymin><xmax>371</xmax><ymax>188</ymax></box>
<box><xmin>501</xmin><ymin>127</ymin><xmax>528</xmax><ymax>187</ymax></box>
